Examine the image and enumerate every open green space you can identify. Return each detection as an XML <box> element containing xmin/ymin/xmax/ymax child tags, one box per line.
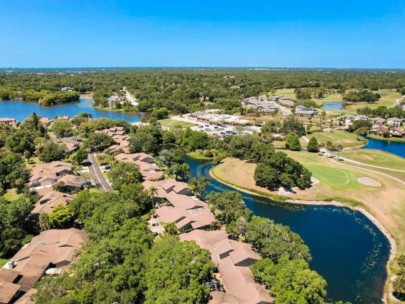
<box><xmin>340</xmin><ymin>149</ymin><xmax>405</xmax><ymax>171</ymax></box>
<box><xmin>275</xmin><ymin>88</ymin><xmax>401</xmax><ymax>115</ymax></box>
<box><xmin>306</xmin><ymin>130</ymin><xmax>366</xmax><ymax>148</ymax></box>
<box><xmin>158</xmin><ymin>118</ymin><xmax>196</xmax><ymax>129</ymax></box>
<box><xmin>3</xmin><ymin>189</ymin><xmax>23</xmax><ymax>201</ymax></box>
<box><xmin>0</xmin><ymin>259</ymin><xmax>7</xmax><ymax>267</ymax></box>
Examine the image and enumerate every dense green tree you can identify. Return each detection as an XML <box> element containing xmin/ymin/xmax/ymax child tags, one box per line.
<box><xmin>51</xmin><ymin>119</ymin><xmax>74</xmax><ymax>137</ymax></box>
<box><xmin>0</xmin><ymin>152</ymin><xmax>30</xmax><ymax>193</ymax></box>
<box><xmin>245</xmin><ymin>216</ymin><xmax>311</xmax><ymax>262</ymax></box>
<box><xmin>285</xmin><ymin>132</ymin><xmax>301</xmax><ymax>151</ymax></box>
<box><xmin>180</xmin><ymin>128</ymin><xmax>210</xmax><ymax>151</ymax></box>
<box><xmin>252</xmin><ymin>255</ymin><xmax>327</xmax><ymax>304</ymax></box>
<box><xmin>48</xmin><ymin>205</ymin><xmax>74</xmax><ymax>229</ymax></box>
<box><xmin>6</xmin><ymin>129</ymin><xmax>36</xmax><ymax>154</ymax></box>
<box><xmin>107</xmin><ymin>162</ymin><xmax>143</xmax><ymax>190</ymax></box>
<box><xmin>0</xmin><ymin>197</ymin><xmax>33</xmax><ymax>258</ymax></box>
<box><xmin>70</xmin><ymin>148</ymin><xmax>88</xmax><ymax>164</ymax></box>
<box><xmin>38</xmin><ymin>141</ymin><xmax>66</xmax><ymax>162</ymax></box>
<box><xmin>282</xmin><ymin>118</ymin><xmax>306</xmax><ymax>136</ymax></box>
<box><xmin>206</xmin><ymin>191</ymin><xmax>252</xmax><ymax>227</ymax></box>
<box><xmin>144</xmin><ymin>236</ymin><xmax>214</xmax><ymax>304</ymax></box>
<box><xmin>152</xmin><ymin>107</ymin><xmax>169</xmax><ymax>120</ymax></box>
<box><xmin>307</xmin><ymin>136</ymin><xmax>319</xmax><ymax>152</ymax></box>
<box><xmin>86</xmin><ymin>132</ymin><xmax>115</xmax><ymax>151</ymax></box>
<box><xmin>168</xmin><ymin>162</ymin><xmax>190</xmax><ymax>181</ymax></box>
<box><xmin>344</xmin><ymin>90</ymin><xmax>380</xmax><ymax>103</ymax></box>
<box><xmin>129</xmin><ymin>125</ymin><xmax>163</xmax><ymax>155</ymax></box>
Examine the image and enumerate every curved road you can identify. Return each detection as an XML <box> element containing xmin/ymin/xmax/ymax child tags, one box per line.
<box><xmin>88</xmin><ymin>153</ymin><xmax>113</xmax><ymax>192</ymax></box>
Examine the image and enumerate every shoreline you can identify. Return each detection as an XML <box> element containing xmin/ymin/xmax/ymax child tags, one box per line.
<box><xmin>209</xmin><ymin>167</ymin><xmax>397</xmax><ymax>302</ymax></box>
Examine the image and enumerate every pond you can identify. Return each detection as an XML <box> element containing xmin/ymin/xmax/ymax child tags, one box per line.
<box><xmin>0</xmin><ymin>98</ymin><xmax>141</xmax><ymax>123</ymax></box>
<box><xmin>323</xmin><ymin>102</ymin><xmax>344</xmax><ymax>110</ymax></box>
<box><xmin>364</xmin><ymin>137</ymin><xmax>405</xmax><ymax>158</ymax></box>
<box><xmin>185</xmin><ymin>156</ymin><xmax>391</xmax><ymax>304</ymax></box>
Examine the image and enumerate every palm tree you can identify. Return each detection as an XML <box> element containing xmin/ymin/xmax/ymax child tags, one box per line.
<box><xmin>147</xmin><ymin>186</ymin><xmax>158</xmax><ymax>208</ymax></box>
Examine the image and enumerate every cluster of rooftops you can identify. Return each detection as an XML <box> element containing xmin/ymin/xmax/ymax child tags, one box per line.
<box><xmin>0</xmin><ymin>124</ymin><xmax>274</xmax><ymax>303</ymax></box>
<box><xmin>111</xmin><ymin>152</ymin><xmax>273</xmax><ymax>303</ymax></box>
<box><xmin>0</xmin><ymin>229</ymin><xmax>87</xmax><ymax>304</ymax></box>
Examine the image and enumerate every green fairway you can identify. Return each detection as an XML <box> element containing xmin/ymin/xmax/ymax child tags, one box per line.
<box><xmin>307</xmin><ymin>131</ymin><xmax>366</xmax><ymax>148</ymax></box>
<box><xmin>340</xmin><ymin>149</ymin><xmax>405</xmax><ymax>171</ymax></box>
<box><xmin>310</xmin><ymin>164</ymin><xmax>355</xmax><ymax>187</ymax></box>
<box><xmin>283</xmin><ymin>151</ymin><xmax>362</xmax><ymax>190</ymax></box>
<box><xmin>158</xmin><ymin>119</ymin><xmax>196</xmax><ymax>129</ymax></box>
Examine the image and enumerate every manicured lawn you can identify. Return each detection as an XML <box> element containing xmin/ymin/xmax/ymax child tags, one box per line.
<box><xmin>3</xmin><ymin>189</ymin><xmax>23</xmax><ymax>201</ymax></box>
<box><xmin>0</xmin><ymin>259</ymin><xmax>7</xmax><ymax>267</ymax></box>
<box><xmin>340</xmin><ymin>149</ymin><xmax>405</xmax><ymax>171</ymax></box>
<box><xmin>158</xmin><ymin>119</ymin><xmax>196</xmax><ymax>129</ymax></box>
<box><xmin>307</xmin><ymin>130</ymin><xmax>366</xmax><ymax>148</ymax></box>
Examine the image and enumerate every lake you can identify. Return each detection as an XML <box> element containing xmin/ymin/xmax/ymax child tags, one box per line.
<box><xmin>185</xmin><ymin>156</ymin><xmax>391</xmax><ymax>304</ymax></box>
<box><xmin>364</xmin><ymin>137</ymin><xmax>405</xmax><ymax>158</ymax></box>
<box><xmin>0</xmin><ymin>98</ymin><xmax>141</xmax><ymax>123</ymax></box>
<box><xmin>323</xmin><ymin>102</ymin><xmax>344</xmax><ymax>110</ymax></box>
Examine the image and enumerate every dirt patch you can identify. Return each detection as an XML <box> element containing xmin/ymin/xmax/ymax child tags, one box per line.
<box><xmin>311</xmin><ymin>176</ymin><xmax>320</xmax><ymax>185</ymax></box>
<box><xmin>357</xmin><ymin>177</ymin><xmax>382</xmax><ymax>187</ymax></box>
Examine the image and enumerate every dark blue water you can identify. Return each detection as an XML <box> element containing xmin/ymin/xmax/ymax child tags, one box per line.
<box><xmin>323</xmin><ymin>102</ymin><xmax>344</xmax><ymax>110</ymax></box>
<box><xmin>364</xmin><ymin>137</ymin><xmax>405</xmax><ymax>158</ymax></box>
<box><xmin>186</xmin><ymin>156</ymin><xmax>390</xmax><ymax>304</ymax></box>
<box><xmin>0</xmin><ymin>99</ymin><xmax>141</xmax><ymax>122</ymax></box>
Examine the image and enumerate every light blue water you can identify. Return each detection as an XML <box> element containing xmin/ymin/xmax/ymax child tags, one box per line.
<box><xmin>323</xmin><ymin>102</ymin><xmax>344</xmax><ymax>110</ymax></box>
<box><xmin>0</xmin><ymin>99</ymin><xmax>141</xmax><ymax>122</ymax></box>
<box><xmin>186</xmin><ymin>157</ymin><xmax>391</xmax><ymax>304</ymax></box>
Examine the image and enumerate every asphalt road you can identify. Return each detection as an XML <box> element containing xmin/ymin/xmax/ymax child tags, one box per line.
<box><xmin>88</xmin><ymin>153</ymin><xmax>113</xmax><ymax>192</ymax></box>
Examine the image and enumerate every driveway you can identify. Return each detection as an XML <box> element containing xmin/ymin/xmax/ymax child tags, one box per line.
<box><xmin>88</xmin><ymin>153</ymin><xmax>113</xmax><ymax>192</ymax></box>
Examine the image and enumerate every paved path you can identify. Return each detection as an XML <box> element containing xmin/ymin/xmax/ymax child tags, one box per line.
<box><xmin>123</xmin><ymin>87</ymin><xmax>139</xmax><ymax>106</ymax></box>
<box><xmin>88</xmin><ymin>153</ymin><xmax>113</xmax><ymax>192</ymax></box>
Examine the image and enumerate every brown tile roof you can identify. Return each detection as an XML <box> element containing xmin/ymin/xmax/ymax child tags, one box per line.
<box><xmin>165</xmin><ymin>192</ymin><xmax>207</xmax><ymax>210</ymax></box>
<box><xmin>57</xmin><ymin>174</ymin><xmax>82</xmax><ymax>189</ymax></box>
<box><xmin>4</xmin><ymin>229</ymin><xmax>88</xmax><ymax>293</ymax></box>
<box><xmin>0</xmin><ymin>281</ymin><xmax>21</xmax><ymax>303</ymax></box>
<box><xmin>156</xmin><ymin>206</ymin><xmax>186</xmax><ymax>223</ymax></box>
<box><xmin>32</xmin><ymin>191</ymin><xmax>75</xmax><ymax>214</ymax></box>
<box><xmin>180</xmin><ymin>230</ymin><xmax>273</xmax><ymax>304</ymax></box>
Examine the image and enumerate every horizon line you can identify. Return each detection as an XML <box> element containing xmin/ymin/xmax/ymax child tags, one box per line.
<box><xmin>1</xmin><ymin>66</ymin><xmax>405</xmax><ymax>71</ymax></box>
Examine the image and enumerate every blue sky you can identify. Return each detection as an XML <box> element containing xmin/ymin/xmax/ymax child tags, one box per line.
<box><xmin>1</xmin><ymin>0</ymin><xmax>405</xmax><ymax>68</ymax></box>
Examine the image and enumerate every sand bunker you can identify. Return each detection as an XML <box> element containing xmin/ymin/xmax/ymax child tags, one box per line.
<box><xmin>311</xmin><ymin>176</ymin><xmax>320</xmax><ymax>185</ymax></box>
<box><xmin>358</xmin><ymin>177</ymin><xmax>381</xmax><ymax>187</ymax></box>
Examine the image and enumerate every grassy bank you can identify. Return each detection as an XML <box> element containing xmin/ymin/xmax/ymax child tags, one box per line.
<box><xmin>186</xmin><ymin>152</ymin><xmax>214</xmax><ymax>161</ymax></box>
<box><xmin>368</xmin><ymin>134</ymin><xmax>405</xmax><ymax>143</ymax></box>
